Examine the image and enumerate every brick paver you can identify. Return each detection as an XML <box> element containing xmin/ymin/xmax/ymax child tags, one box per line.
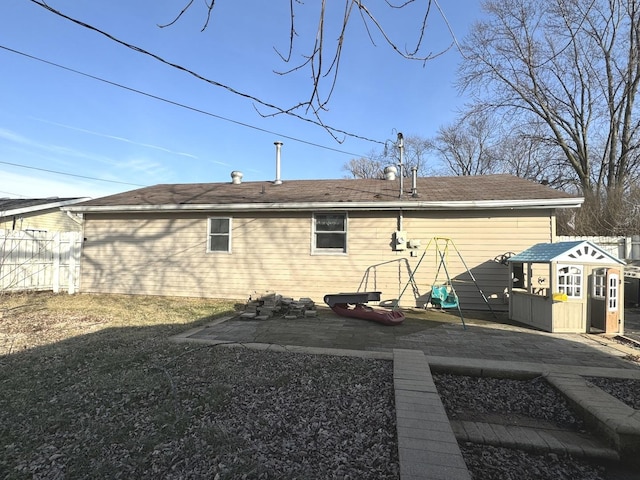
<box><xmin>393</xmin><ymin>349</ymin><xmax>471</xmax><ymax>480</ymax></box>
<box><xmin>184</xmin><ymin>312</ymin><xmax>640</xmax><ymax>369</ymax></box>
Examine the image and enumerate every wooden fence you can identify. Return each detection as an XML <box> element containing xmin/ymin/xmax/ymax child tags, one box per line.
<box><xmin>0</xmin><ymin>230</ymin><xmax>82</xmax><ymax>294</ymax></box>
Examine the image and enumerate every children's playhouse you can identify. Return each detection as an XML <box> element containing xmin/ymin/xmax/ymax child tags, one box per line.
<box><xmin>507</xmin><ymin>241</ymin><xmax>625</xmax><ymax>333</ymax></box>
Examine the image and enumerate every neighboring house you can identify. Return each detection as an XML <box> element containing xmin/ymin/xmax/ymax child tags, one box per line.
<box><xmin>0</xmin><ymin>198</ymin><xmax>89</xmax><ymax>232</ymax></box>
<box><xmin>65</xmin><ymin>174</ymin><xmax>583</xmax><ymax>310</ymax></box>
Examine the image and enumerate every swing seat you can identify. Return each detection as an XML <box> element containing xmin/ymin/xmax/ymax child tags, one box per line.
<box><xmin>431</xmin><ymin>285</ymin><xmax>459</xmax><ymax>309</ymax></box>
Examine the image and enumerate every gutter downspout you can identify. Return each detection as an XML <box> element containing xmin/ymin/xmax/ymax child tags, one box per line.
<box><xmin>66</xmin><ymin>211</ymin><xmax>84</xmax><ymax>225</ymax></box>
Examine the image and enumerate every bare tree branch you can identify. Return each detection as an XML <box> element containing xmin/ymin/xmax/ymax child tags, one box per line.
<box><xmin>156</xmin><ymin>0</ymin><xmax>196</xmax><ymax>29</ymax></box>
<box><xmin>162</xmin><ymin>0</ymin><xmax>457</xmax><ymax>115</ymax></box>
<box><xmin>458</xmin><ymin>0</ymin><xmax>640</xmax><ymax>234</ymax></box>
<box><xmin>342</xmin><ymin>134</ymin><xmax>435</xmax><ymax>178</ymax></box>
<box><xmin>30</xmin><ymin>0</ymin><xmax>384</xmax><ymax>145</ymax></box>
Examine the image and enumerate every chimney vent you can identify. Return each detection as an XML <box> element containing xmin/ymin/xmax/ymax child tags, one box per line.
<box><xmin>384</xmin><ymin>166</ymin><xmax>397</xmax><ymax>181</ymax></box>
<box><xmin>230</xmin><ymin>171</ymin><xmax>243</xmax><ymax>184</ymax></box>
<box><xmin>411</xmin><ymin>167</ymin><xmax>419</xmax><ymax>197</ymax></box>
<box><xmin>274</xmin><ymin>141</ymin><xmax>283</xmax><ymax>185</ymax></box>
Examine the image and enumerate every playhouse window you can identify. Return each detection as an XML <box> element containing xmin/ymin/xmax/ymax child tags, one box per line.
<box><xmin>313</xmin><ymin>213</ymin><xmax>347</xmax><ymax>254</ymax></box>
<box><xmin>557</xmin><ymin>265</ymin><xmax>582</xmax><ymax>298</ymax></box>
<box><xmin>512</xmin><ymin>263</ymin><xmax>525</xmax><ymax>289</ymax></box>
<box><xmin>207</xmin><ymin>217</ymin><xmax>231</xmax><ymax>253</ymax></box>
<box><xmin>593</xmin><ymin>269</ymin><xmax>606</xmax><ymax>299</ymax></box>
<box><xmin>608</xmin><ymin>273</ymin><xmax>619</xmax><ymax>311</ymax></box>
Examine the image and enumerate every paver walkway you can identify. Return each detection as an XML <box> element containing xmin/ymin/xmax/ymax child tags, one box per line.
<box><xmin>394</xmin><ymin>349</ymin><xmax>471</xmax><ymax>480</ymax></box>
<box><xmin>450</xmin><ymin>420</ymin><xmax>619</xmax><ymax>461</ymax></box>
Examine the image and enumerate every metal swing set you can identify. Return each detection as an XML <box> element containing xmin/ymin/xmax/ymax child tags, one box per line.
<box><xmin>393</xmin><ymin>237</ymin><xmax>497</xmax><ymax>329</ymax></box>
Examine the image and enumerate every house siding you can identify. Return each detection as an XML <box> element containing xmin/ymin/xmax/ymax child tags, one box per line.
<box><xmin>79</xmin><ymin>209</ymin><xmax>554</xmax><ymax>309</ymax></box>
<box><xmin>0</xmin><ymin>209</ymin><xmax>82</xmax><ymax>232</ymax></box>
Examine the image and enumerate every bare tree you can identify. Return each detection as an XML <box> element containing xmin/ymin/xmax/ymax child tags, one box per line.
<box><xmin>459</xmin><ymin>0</ymin><xmax>640</xmax><ymax>233</ymax></box>
<box><xmin>29</xmin><ymin>0</ymin><xmax>460</xmax><ymax>141</ymax></box>
<box><xmin>493</xmin><ymin>121</ymin><xmax>577</xmax><ymax>189</ymax></box>
<box><xmin>162</xmin><ymin>1</ymin><xmax>457</xmax><ymax>121</ymax></box>
<box><xmin>429</xmin><ymin>111</ymin><xmax>499</xmax><ymax>176</ymax></box>
<box><xmin>341</xmin><ymin>154</ymin><xmax>385</xmax><ymax>179</ymax></box>
<box><xmin>399</xmin><ymin>135</ymin><xmax>434</xmax><ymax>177</ymax></box>
<box><xmin>342</xmin><ymin>135</ymin><xmax>435</xmax><ymax>178</ymax></box>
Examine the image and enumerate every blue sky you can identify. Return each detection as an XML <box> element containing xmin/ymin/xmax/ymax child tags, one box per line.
<box><xmin>0</xmin><ymin>1</ymin><xmax>483</xmax><ymax>199</ymax></box>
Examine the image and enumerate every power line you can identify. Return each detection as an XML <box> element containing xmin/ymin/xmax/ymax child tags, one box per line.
<box><xmin>0</xmin><ymin>190</ymin><xmax>27</xmax><ymax>198</ymax></box>
<box><xmin>0</xmin><ymin>44</ymin><xmax>372</xmax><ymax>158</ymax></box>
<box><xmin>28</xmin><ymin>0</ymin><xmax>388</xmax><ymax>146</ymax></box>
<box><xmin>0</xmin><ymin>160</ymin><xmax>146</xmax><ymax>187</ymax></box>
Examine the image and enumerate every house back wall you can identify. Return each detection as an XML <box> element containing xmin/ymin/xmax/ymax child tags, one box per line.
<box><xmin>79</xmin><ymin>209</ymin><xmax>555</xmax><ymax>309</ymax></box>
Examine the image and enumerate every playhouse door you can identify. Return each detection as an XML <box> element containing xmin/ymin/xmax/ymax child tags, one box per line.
<box><xmin>604</xmin><ymin>268</ymin><xmax>620</xmax><ymax>334</ymax></box>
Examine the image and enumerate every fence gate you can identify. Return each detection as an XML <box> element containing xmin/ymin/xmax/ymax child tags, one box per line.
<box><xmin>0</xmin><ymin>230</ymin><xmax>82</xmax><ymax>294</ymax></box>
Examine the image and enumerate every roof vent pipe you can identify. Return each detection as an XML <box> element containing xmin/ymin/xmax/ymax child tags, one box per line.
<box><xmin>397</xmin><ymin>132</ymin><xmax>404</xmax><ymax>197</ymax></box>
<box><xmin>411</xmin><ymin>167</ymin><xmax>419</xmax><ymax>197</ymax></box>
<box><xmin>274</xmin><ymin>141</ymin><xmax>283</xmax><ymax>185</ymax></box>
<box><xmin>230</xmin><ymin>170</ymin><xmax>243</xmax><ymax>184</ymax></box>
<box><xmin>384</xmin><ymin>166</ymin><xmax>397</xmax><ymax>181</ymax></box>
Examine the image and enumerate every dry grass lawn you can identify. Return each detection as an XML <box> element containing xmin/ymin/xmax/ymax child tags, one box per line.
<box><xmin>0</xmin><ymin>292</ymin><xmax>237</xmax><ymax>354</ymax></box>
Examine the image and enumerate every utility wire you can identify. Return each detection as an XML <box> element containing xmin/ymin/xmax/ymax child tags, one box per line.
<box><xmin>27</xmin><ymin>0</ymin><xmax>387</xmax><ymax>146</ymax></box>
<box><xmin>0</xmin><ymin>160</ymin><xmax>146</xmax><ymax>187</ymax></box>
<box><xmin>0</xmin><ymin>190</ymin><xmax>27</xmax><ymax>198</ymax></box>
<box><xmin>0</xmin><ymin>45</ymin><xmax>370</xmax><ymax>158</ymax></box>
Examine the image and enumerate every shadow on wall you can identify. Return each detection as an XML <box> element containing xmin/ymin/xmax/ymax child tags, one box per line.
<box><xmin>353</xmin><ymin>254</ymin><xmax>511</xmax><ymax>312</ymax></box>
<box><xmin>410</xmin><ymin>259</ymin><xmax>510</xmax><ymax>311</ymax></box>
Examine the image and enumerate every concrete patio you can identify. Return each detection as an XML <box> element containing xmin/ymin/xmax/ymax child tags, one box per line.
<box><xmin>179</xmin><ymin>307</ymin><xmax>639</xmax><ymax>369</ymax></box>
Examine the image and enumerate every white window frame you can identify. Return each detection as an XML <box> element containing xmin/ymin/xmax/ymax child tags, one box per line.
<box><xmin>593</xmin><ymin>268</ymin><xmax>606</xmax><ymax>299</ymax></box>
<box><xmin>312</xmin><ymin>212</ymin><xmax>347</xmax><ymax>255</ymax></box>
<box><xmin>608</xmin><ymin>272</ymin><xmax>619</xmax><ymax>312</ymax></box>
<box><xmin>207</xmin><ymin>217</ymin><xmax>232</xmax><ymax>253</ymax></box>
<box><xmin>557</xmin><ymin>264</ymin><xmax>582</xmax><ymax>298</ymax></box>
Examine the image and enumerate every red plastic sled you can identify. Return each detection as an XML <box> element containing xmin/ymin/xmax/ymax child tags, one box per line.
<box><xmin>323</xmin><ymin>292</ymin><xmax>405</xmax><ymax>326</ymax></box>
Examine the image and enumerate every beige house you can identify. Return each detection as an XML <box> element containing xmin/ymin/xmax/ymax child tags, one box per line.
<box><xmin>65</xmin><ymin>175</ymin><xmax>583</xmax><ymax>310</ymax></box>
<box><xmin>0</xmin><ymin>198</ymin><xmax>88</xmax><ymax>232</ymax></box>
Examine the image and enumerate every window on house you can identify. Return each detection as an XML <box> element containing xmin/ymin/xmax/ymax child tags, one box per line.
<box><xmin>313</xmin><ymin>213</ymin><xmax>347</xmax><ymax>253</ymax></box>
<box><xmin>557</xmin><ymin>265</ymin><xmax>582</xmax><ymax>298</ymax></box>
<box><xmin>207</xmin><ymin>217</ymin><xmax>231</xmax><ymax>253</ymax></box>
<box><xmin>593</xmin><ymin>268</ymin><xmax>606</xmax><ymax>299</ymax></box>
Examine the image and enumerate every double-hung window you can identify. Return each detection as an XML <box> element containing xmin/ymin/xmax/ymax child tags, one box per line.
<box><xmin>313</xmin><ymin>213</ymin><xmax>347</xmax><ymax>254</ymax></box>
<box><xmin>557</xmin><ymin>265</ymin><xmax>582</xmax><ymax>298</ymax></box>
<box><xmin>207</xmin><ymin>217</ymin><xmax>231</xmax><ymax>253</ymax></box>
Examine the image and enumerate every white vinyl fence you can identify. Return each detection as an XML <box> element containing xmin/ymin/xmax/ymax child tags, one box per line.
<box><xmin>0</xmin><ymin>230</ymin><xmax>82</xmax><ymax>294</ymax></box>
<box><xmin>557</xmin><ymin>235</ymin><xmax>640</xmax><ymax>261</ymax></box>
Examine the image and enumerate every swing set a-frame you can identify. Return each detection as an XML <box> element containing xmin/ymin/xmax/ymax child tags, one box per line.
<box><xmin>393</xmin><ymin>237</ymin><xmax>497</xmax><ymax>329</ymax></box>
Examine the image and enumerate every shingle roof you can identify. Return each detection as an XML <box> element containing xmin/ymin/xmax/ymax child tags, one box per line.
<box><xmin>68</xmin><ymin>175</ymin><xmax>581</xmax><ymax>211</ymax></box>
<box><xmin>0</xmin><ymin>198</ymin><xmax>87</xmax><ymax>215</ymax></box>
